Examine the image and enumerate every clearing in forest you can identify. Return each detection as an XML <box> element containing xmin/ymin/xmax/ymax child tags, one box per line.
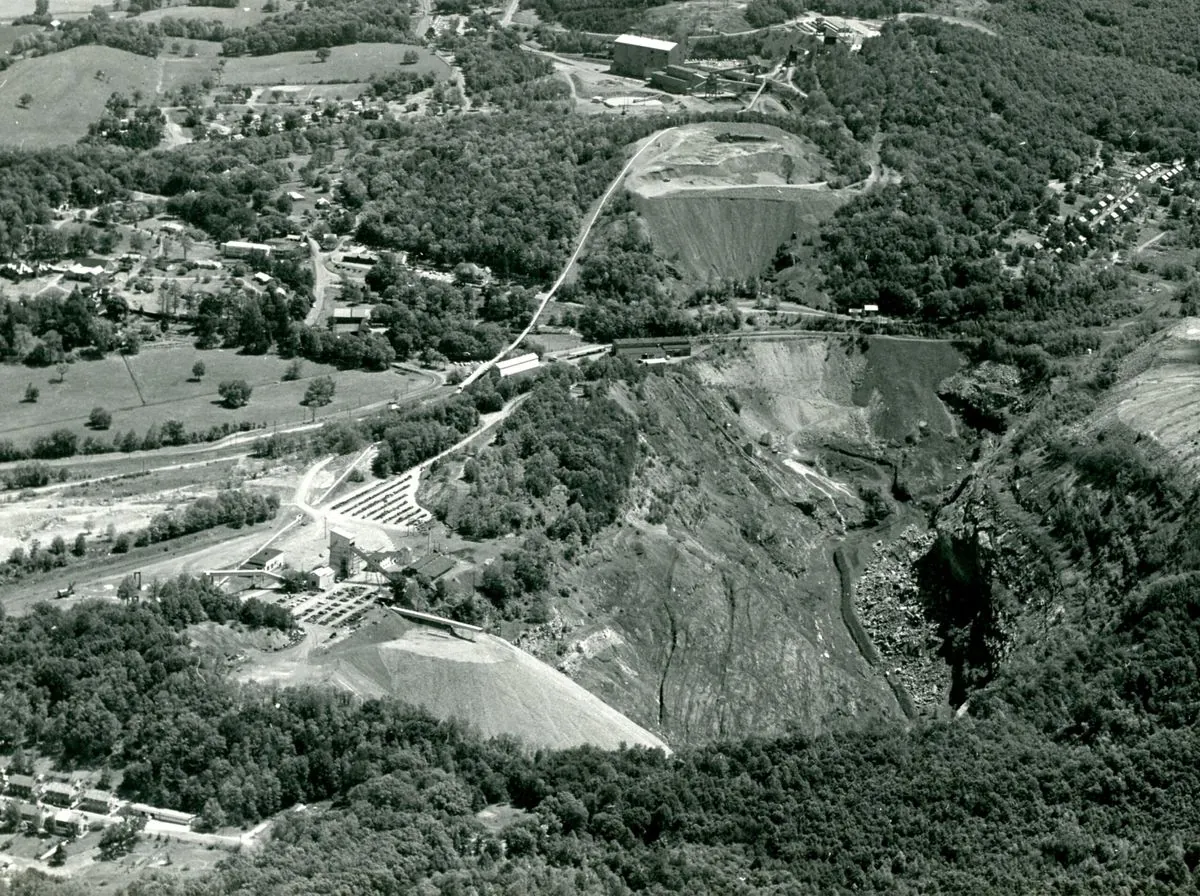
<box><xmin>221</xmin><ymin>43</ymin><xmax>449</xmax><ymax>86</ymax></box>
<box><xmin>0</xmin><ymin>45</ymin><xmax>217</xmax><ymax>147</ymax></box>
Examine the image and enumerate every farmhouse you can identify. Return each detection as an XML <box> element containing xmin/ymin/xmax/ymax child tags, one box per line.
<box><xmin>66</xmin><ymin>258</ymin><xmax>109</xmax><ymax>281</ymax></box>
<box><xmin>612</xmin><ymin>336</ymin><xmax>693</xmax><ymax>360</ymax></box>
<box><xmin>612</xmin><ymin>34</ymin><xmax>685</xmax><ymax>78</ymax></box>
<box><xmin>265</xmin><ymin>238</ymin><xmax>308</xmax><ymax>260</ymax></box>
<box><xmin>222</xmin><ymin>240</ymin><xmax>274</xmax><ymax>260</ymax></box>
<box><xmin>330</xmin><ymin>305</ymin><xmax>371</xmax><ymax>332</ymax></box>
<box><xmin>16</xmin><ymin>803</ymin><xmax>44</xmax><ymax>832</ymax></box>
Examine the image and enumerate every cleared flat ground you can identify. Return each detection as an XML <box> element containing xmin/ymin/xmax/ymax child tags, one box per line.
<box><xmin>0</xmin><ymin>22</ymin><xmax>37</xmax><ymax>51</ymax></box>
<box><xmin>223</xmin><ymin>43</ymin><xmax>449</xmax><ymax>85</ymax></box>
<box><xmin>0</xmin><ymin>0</ymin><xmax>97</xmax><ymax>18</ymax></box>
<box><xmin>626</xmin><ymin>122</ymin><xmax>832</xmax><ymax>197</ymax></box>
<box><xmin>239</xmin><ymin>609</ymin><xmax>670</xmax><ymax>752</ymax></box>
<box><xmin>642</xmin><ymin>0</ymin><xmax>752</xmax><ymax>36</ymax></box>
<box><xmin>0</xmin><ymin>45</ymin><xmax>218</xmax><ymax>147</ymax></box>
<box><xmin>624</xmin><ymin>122</ymin><xmax>849</xmax><ymax>283</ymax></box>
<box><xmin>0</xmin><ymin>347</ymin><xmax>407</xmax><ymax>444</ymax></box>
<box><xmin>137</xmin><ymin>4</ymin><xmax>276</xmax><ymax>27</ymax></box>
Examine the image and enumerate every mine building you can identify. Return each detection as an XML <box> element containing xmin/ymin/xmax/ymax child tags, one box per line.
<box><xmin>308</xmin><ymin>565</ymin><xmax>336</xmax><ymax>591</ymax></box>
<box><xmin>612</xmin><ymin>336</ymin><xmax>693</xmax><ymax>360</ymax></box>
<box><xmin>612</xmin><ymin>34</ymin><xmax>686</xmax><ymax>78</ymax></box>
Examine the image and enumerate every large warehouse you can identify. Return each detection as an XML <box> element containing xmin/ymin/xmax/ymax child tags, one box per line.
<box><xmin>611</xmin><ymin>34</ymin><xmax>685</xmax><ymax>78</ymax></box>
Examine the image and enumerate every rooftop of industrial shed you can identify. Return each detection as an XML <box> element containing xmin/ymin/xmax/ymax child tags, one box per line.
<box><xmin>614</xmin><ymin>34</ymin><xmax>678</xmax><ymax>52</ymax></box>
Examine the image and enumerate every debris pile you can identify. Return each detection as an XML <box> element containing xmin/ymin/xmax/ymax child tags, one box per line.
<box><xmin>854</xmin><ymin>525</ymin><xmax>948</xmax><ymax>709</ymax></box>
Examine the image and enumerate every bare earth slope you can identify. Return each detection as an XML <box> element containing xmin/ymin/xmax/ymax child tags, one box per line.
<box><xmin>538</xmin><ymin>338</ymin><xmax>965</xmax><ymax>744</ymax></box>
<box><xmin>1095</xmin><ymin>317</ymin><xmax>1200</xmax><ymax>476</ymax></box>
<box><xmin>315</xmin><ymin>612</ymin><xmax>669</xmax><ymax>752</ymax></box>
<box><xmin>624</xmin><ymin>122</ymin><xmax>850</xmax><ymax>284</ymax></box>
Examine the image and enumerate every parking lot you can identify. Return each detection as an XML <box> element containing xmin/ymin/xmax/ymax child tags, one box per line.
<box><xmin>278</xmin><ymin>584</ymin><xmax>377</xmax><ymax>628</ymax></box>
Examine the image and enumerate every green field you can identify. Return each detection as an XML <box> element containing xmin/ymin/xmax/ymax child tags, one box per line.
<box><xmin>0</xmin><ymin>0</ymin><xmax>99</xmax><ymax>20</ymax></box>
<box><xmin>0</xmin><ymin>45</ymin><xmax>218</xmax><ymax>147</ymax></box>
<box><xmin>138</xmin><ymin>4</ymin><xmax>276</xmax><ymax>28</ymax></box>
<box><xmin>0</xmin><ymin>22</ymin><xmax>36</xmax><ymax>51</ymax></box>
<box><xmin>0</xmin><ymin>346</ymin><xmax>415</xmax><ymax>446</ymax></box>
<box><xmin>222</xmin><ymin>43</ymin><xmax>449</xmax><ymax>86</ymax></box>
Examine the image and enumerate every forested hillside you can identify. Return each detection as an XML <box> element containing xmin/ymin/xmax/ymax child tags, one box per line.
<box><xmin>810</xmin><ymin>19</ymin><xmax>1200</xmax><ymax>320</ymax></box>
<box><xmin>6</xmin><ymin>0</ymin><xmax>1200</xmax><ymax>892</ymax></box>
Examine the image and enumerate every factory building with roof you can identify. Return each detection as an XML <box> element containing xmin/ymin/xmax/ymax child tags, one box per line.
<box><xmin>612</xmin><ymin>34</ymin><xmax>685</xmax><ymax>78</ymax></box>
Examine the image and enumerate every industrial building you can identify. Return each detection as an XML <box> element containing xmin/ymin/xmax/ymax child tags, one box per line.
<box><xmin>612</xmin><ymin>34</ymin><xmax>685</xmax><ymax>78</ymax></box>
<box><xmin>329</xmin><ymin>529</ymin><xmax>363</xmax><ymax>580</ymax></box>
<box><xmin>308</xmin><ymin>565</ymin><xmax>336</xmax><ymax>591</ymax></box>
<box><xmin>222</xmin><ymin>240</ymin><xmax>274</xmax><ymax>260</ymax></box>
<box><xmin>612</xmin><ymin>336</ymin><xmax>693</xmax><ymax>360</ymax></box>
<box><xmin>497</xmin><ymin>352</ymin><xmax>541</xmax><ymax>378</ymax></box>
<box><xmin>650</xmin><ymin>65</ymin><xmax>706</xmax><ymax>95</ymax></box>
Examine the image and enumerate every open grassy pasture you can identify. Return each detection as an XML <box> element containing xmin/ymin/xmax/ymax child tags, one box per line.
<box><xmin>0</xmin><ymin>22</ymin><xmax>36</xmax><ymax>51</ymax></box>
<box><xmin>0</xmin><ymin>45</ymin><xmax>218</xmax><ymax>147</ymax></box>
<box><xmin>0</xmin><ymin>345</ymin><xmax>415</xmax><ymax>446</ymax></box>
<box><xmin>0</xmin><ymin>0</ymin><xmax>98</xmax><ymax>20</ymax></box>
<box><xmin>222</xmin><ymin>42</ymin><xmax>449</xmax><ymax>86</ymax></box>
<box><xmin>138</xmin><ymin>3</ymin><xmax>278</xmax><ymax>28</ymax></box>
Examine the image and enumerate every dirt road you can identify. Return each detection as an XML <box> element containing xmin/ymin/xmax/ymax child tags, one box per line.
<box><xmin>458</xmin><ymin>128</ymin><xmax>677</xmax><ymax>389</ymax></box>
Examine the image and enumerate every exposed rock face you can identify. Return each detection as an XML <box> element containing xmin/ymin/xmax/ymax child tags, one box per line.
<box><xmin>535</xmin><ymin>337</ymin><xmax>975</xmax><ymax>744</ymax></box>
<box><xmin>921</xmin><ymin>470</ymin><xmax>1063</xmax><ymax>706</ymax></box>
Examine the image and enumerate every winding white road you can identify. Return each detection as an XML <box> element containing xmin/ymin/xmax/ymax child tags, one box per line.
<box><xmin>458</xmin><ymin>127</ymin><xmax>676</xmax><ymax>389</ymax></box>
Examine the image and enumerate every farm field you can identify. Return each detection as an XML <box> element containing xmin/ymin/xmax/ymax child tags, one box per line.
<box><xmin>221</xmin><ymin>43</ymin><xmax>449</xmax><ymax>86</ymax></box>
<box><xmin>0</xmin><ymin>0</ymin><xmax>97</xmax><ymax>19</ymax></box>
<box><xmin>0</xmin><ymin>347</ymin><xmax>417</xmax><ymax>446</ymax></box>
<box><xmin>0</xmin><ymin>22</ymin><xmax>36</xmax><ymax>51</ymax></box>
<box><xmin>137</xmin><ymin>3</ymin><xmax>278</xmax><ymax>28</ymax></box>
<box><xmin>0</xmin><ymin>45</ymin><xmax>218</xmax><ymax>147</ymax></box>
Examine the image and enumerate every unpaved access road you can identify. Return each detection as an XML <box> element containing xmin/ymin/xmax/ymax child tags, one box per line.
<box><xmin>458</xmin><ymin>127</ymin><xmax>678</xmax><ymax>389</ymax></box>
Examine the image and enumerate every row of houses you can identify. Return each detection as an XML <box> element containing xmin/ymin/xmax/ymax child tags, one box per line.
<box><xmin>5</xmin><ymin>774</ymin><xmax>115</xmax><ymax>814</ymax></box>
<box><xmin>7</xmin><ymin>802</ymin><xmax>88</xmax><ymax>838</ymax></box>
